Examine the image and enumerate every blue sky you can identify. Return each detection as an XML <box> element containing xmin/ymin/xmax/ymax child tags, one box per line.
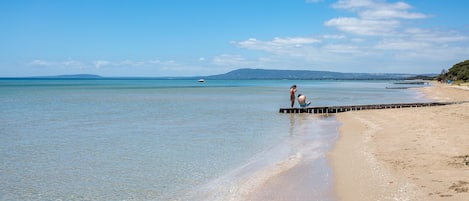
<box><xmin>1</xmin><ymin>0</ymin><xmax>468</xmax><ymax>77</ymax></box>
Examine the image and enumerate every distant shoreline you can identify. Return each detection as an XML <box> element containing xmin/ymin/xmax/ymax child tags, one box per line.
<box><xmin>0</xmin><ymin>68</ymin><xmax>438</xmax><ymax>80</ymax></box>
<box><xmin>0</xmin><ymin>77</ymin><xmax>434</xmax><ymax>81</ymax></box>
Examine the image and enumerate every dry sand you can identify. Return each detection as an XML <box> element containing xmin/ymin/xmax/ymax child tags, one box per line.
<box><xmin>330</xmin><ymin>82</ymin><xmax>469</xmax><ymax>200</ymax></box>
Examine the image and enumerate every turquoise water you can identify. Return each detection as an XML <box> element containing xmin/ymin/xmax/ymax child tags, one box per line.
<box><xmin>0</xmin><ymin>79</ymin><xmax>426</xmax><ymax>200</ymax></box>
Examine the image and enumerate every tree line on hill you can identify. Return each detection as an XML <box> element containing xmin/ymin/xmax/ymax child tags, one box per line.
<box><xmin>437</xmin><ymin>60</ymin><xmax>469</xmax><ymax>82</ymax></box>
<box><xmin>206</xmin><ymin>68</ymin><xmax>433</xmax><ymax>80</ymax></box>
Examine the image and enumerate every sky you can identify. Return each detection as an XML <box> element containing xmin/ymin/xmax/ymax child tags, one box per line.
<box><xmin>1</xmin><ymin>0</ymin><xmax>468</xmax><ymax>77</ymax></box>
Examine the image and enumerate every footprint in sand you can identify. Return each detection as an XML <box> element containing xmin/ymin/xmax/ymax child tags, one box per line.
<box><xmin>449</xmin><ymin>181</ymin><xmax>469</xmax><ymax>193</ymax></box>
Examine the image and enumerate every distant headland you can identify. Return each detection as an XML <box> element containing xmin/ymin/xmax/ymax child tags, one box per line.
<box><xmin>205</xmin><ymin>68</ymin><xmax>435</xmax><ymax>80</ymax></box>
<box><xmin>15</xmin><ymin>69</ymin><xmax>437</xmax><ymax>80</ymax></box>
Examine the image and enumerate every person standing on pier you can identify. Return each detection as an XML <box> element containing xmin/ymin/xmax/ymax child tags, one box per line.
<box><xmin>290</xmin><ymin>85</ymin><xmax>297</xmax><ymax>107</ymax></box>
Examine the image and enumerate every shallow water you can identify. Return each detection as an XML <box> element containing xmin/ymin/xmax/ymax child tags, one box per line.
<box><xmin>0</xmin><ymin>79</ymin><xmax>427</xmax><ymax>200</ymax></box>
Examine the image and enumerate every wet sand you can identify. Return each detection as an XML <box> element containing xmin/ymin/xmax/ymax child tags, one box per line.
<box><xmin>330</xmin><ymin>82</ymin><xmax>469</xmax><ymax>200</ymax></box>
<box><xmin>240</xmin><ymin>115</ymin><xmax>338</xmax><ymax>201</ymax></box>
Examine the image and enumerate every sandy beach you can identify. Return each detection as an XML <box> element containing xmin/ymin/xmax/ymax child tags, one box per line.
<box><xmin>330</xmin><ymin>82</ymin><xmax>469</xmax><ymax>200</ymax></box>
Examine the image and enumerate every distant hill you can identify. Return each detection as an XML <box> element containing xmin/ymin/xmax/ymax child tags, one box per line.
<box><xmin>21</xmin><ymin>69</ymin><xmax>437</xmax><ymax>80</ymax></box>
<box><xmin>206</xmin><ymin>68</ymin><xmax>432</xmax><ymax>80</ymax></box>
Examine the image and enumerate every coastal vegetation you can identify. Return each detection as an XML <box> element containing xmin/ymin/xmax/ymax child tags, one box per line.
<box><xmin>437</xmin><ymin>60</ymin><xmax>469</xmax><ymax>83</ymax></box>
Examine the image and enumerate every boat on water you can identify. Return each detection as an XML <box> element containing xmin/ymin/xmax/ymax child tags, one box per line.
<box><xmin>197</xmin><ymin>79</ymin><xmax>205</xmax><ymax>82</ymax></box>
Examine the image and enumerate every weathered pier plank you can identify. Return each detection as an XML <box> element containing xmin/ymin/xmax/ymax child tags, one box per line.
<box><xmin>279</xmin><ymin>101</ymin><xmax>467</xmax><ymax>114</ymax></box>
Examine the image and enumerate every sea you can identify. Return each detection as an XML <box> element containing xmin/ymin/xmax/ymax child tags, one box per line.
<box><xmin>0</xmin><ymin>79</ymin><xmax>428</xmax><ymax>201</ymax></box>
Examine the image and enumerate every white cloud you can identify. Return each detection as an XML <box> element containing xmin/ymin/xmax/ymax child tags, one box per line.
<box><xmin>323</xmin><ymin>34</ymin><xmax>346</xmax><ymax>39</ymax></box>
<box><xmin>233</xmin><ymin>37</ymin><xmax>321</xmax><ymax>56</ymax></box>
<box><xmin>148</xmin><ymin>59</ymin><xmax>162</xmax><ymax>64</ymax></box>
<box><xmin>93</xmin><ymin>60</ymin><xmax>110</xmax><ymax>69</ymax></box>
<box><xmin>224</xmin><ymin>0</ymin><xmax>469</xmax><ymax>73</ymax></box>
<box><xmin>332</xmin><ymin>0</ymin><xmax>427</xmax><ymax>20</ymax></box>
<box><xmin>235</xmin><ymin>36</ymin><xmax>320</xmax><ymax>47</ymax></box>
<box><xmin>374</xmin><ymin>39</ymin><xmax>430</xmax><ymax>50</ymax></box>
<box><xmin>23</xmin><ymin>1</ymin><xmax>469</xmax><ymax>75</ymax></box>
<box><xmin>325</xmin><ymin>17</ymin><xmax>400</xmax><ymax>35</ymax></box>
<box><xmin>29</xmin><ymin>59</ymin><xmax>50</xmax><ymax>66</ymax></box>
<box><xmin>324</xmin><ymin>44</ymin><xmax>361</xmax><ymax>54</ymax></box>
<box><xmin>332</xmin><ymin>0</ymin><xmax>375</xmax><ymax>10</ymax></box>
<box><xmin>404</xmin><ymin>28</ymin><xmax>469</xmax><ymax>43</ymax></box>
<box><xmin>24</xmin><ymin>58</ymin><xmax>224</xmax><ymax>76</ymax></box>
<box><xmin>212</xmin><ymin>54</ymin><xmax>251</xmax><ymax>66</ymax></box>
<box><xmin>327</xmin><ymin>0</ymin><xmax>428</xmax><ymax>36</ymax></box>
<box><xmin>28</xmin><ymin>58</ymin><xmax>188</xmax><ymax>70</ymax></box>
<box><xmin>272</xmin><ymin>37</ymin><xmax>320</xmax><ymax>45</ymax></box>
<box><xmin>63</xmin><ymin>59</ymin><xmax>83</xmax><ymax>67</ymax></box>
<box><xmin>117</xmin><ymin>60</ymin><xmax>145</xmax><ymax>67</ymax></box>
<box><xmin>29</xmin><ymin>59</ymin><xmax>84</xmax><ymax>68</ymax></box>
<box><xmin>360</xmin><ymin>8</ymin><xmax>427</xmax><ymax>20</ymax></box>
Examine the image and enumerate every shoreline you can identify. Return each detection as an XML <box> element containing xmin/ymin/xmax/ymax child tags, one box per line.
<box><xmin>227</xmin><ymin>115</ymin><xmax>339</xmax><ymax>201</ymax></box>
<box><xmin>187</xmin><ymin>115</ymin><xmax>339</xmax><ymax>201</ymax></box>
<box><xmin>330</xmin><ymin>82</ymin><xmax>469</xmax><ymax>200</ymax></box>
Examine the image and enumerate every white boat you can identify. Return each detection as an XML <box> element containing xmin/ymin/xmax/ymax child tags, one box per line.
<box><xmin>197</xmin><ymin>79</ymin><xmax>205</xmax><ymax>82</ymax></box>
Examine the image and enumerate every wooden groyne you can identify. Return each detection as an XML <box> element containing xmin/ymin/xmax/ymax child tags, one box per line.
<box><xmin>393</xmin><ymin>81</ymin><xmax>430</xmax><ymax>85</ymax></box>
<box><xmin>279</xmin><ymin>101</ymin><xmax>468</xmax><ymax>114</ymax></box>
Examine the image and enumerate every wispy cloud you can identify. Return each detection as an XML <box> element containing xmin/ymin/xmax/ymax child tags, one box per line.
<box><xmin>29</xmin><ymin>59</ymin><xmax>178</xmax><ymax>70</ymax></box>
<box><xmin>226</xmin><ymin>0</ymin><xmax>469</xmax><ymax>73</ymax></box>
<box><xmin>232</xmin><ymin>37</ymin><xmax>322</xmax><ymax>57</ymax></box>
<box><xmin>325</xmin><ymin>17</ymin><xmax>400</xmax><ymax>36</ymax></box>
<box><xmin>27</xmin><ymin>58</ymin><xmax>219</xmax><ymax>76</ymax></box>
<box><xmin>21</xmin><ymin>0</ymin><xmax>469</xmax><ymax>75</ymax></box>
<box><xmin>29</xmin><ymin>59</ymin><xmax>84</xmax><ymax>68</ymax></box>
<box><xmin>29</xmin><ymin>59</ymin><xmax>50</xmax><ymax>66</ymax></box>
<box><xmin>326</xmin><ymin>0</ymin><xmax>429</xmax><ymax>36</ymax></box>
<box><xmin>332</xmin><ymin>0</ymin><xmax>428</xmax><ymax>20</ymax></box>
<box><xmin>93</xmin><ymin>60</ymin><xmax>110</xmax><ymax>69</ymax></box>
<box><xmin>234</xmin><ymin>37</ymin><xmax>321</xmax><ymax>51</ymax></box>
<box><xmin>212</xmin><ymin>54</ymin><xmax>252</xmax><ymax>67</ymax></box>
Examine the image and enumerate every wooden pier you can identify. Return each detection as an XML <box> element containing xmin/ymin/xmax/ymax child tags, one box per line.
<box><xmin>279</xmin><ymin>101</ymin><xmax>466</xmax><ymax>114</ymax></box>
<box><xmin>393</xmin><ymin>81</ymin><xmax>430</xmax><ymax>85</ymax></box>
